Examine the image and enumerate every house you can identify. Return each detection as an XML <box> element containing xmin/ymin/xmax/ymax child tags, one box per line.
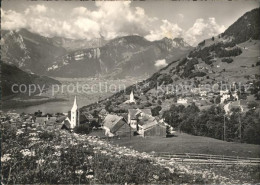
<box><xmin>221</xmin><ymin>94</ymin><xmax>230</xmax><ymax>103</ymax></box>
<box><xmin>128</xmin><ymin>109</ymin><xmax>152</xmax><ymax>129</ymax></box>
<box><xmin>220</xmin><ymin>89</ymin><xmax>229</xmax><ymax>96</ymax></box>
<box><xmin>61</xmin><ymin>118</ymin><xmax>72</xmax><ymax>130</ymax></box>
<box><xmin>177</xmin><ymin>98</ymin><xmax>188</xmax><ymax>104</ymax></box>
<box><xmin>200</xmin><ymin>90</ymin><xmax>208</xmax><ymax>97</ymax></box>
<box><xmin>224</xmin><ymin>100</ymin><xmax>248</xmax><ymax>114</ymax></box>
<box><xmin>191</xmin><ymin>88</ymin><xmax>200</xmax><ymax>95</ymax></box>
<box><xmin>137</xmin><ymin>115</ymin><xmax>166</xmax><ymax>137</ymax></box>
<box><xmin>34</xmin><ymin>115</ymin><xmax>57</xmax><ymax>125</ymax></box>
<box><xmin>103</xmin><ymin>114</ymin><xmax>133</xmax><ymax>137</ymax></box>
<box><xmin>99</xmin><ymin>108</ymin><xmax>108</xmax><ymax>121</ymax></box>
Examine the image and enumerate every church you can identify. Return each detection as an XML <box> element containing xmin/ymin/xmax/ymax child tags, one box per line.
<box><xmin>62</xmin><ymin>96</ymin><xmax>79</xmax><ymax>129</ymax></box>
<box><xmin>124</xmin><ymin>90</ymin><xmax>136</xmax><ymax>104</ymax></box>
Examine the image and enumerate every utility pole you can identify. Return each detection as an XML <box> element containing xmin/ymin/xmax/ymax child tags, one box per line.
<box><xmin>223</xmin><ymin>115</ymin><xmax>226</xmax><ymax>141</ymax></box>
<box><xmin>239</xmin><ymin>113</ymin><xmax>241</xmax><ymax>142</ymax></box>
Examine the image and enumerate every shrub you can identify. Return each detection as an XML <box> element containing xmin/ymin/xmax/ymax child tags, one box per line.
<box><xmin>74</xmin><ymin>124</ymin><xmax>91</xmax><ymax>134</ymax></box>
<box><xmin>221</xmin><ymin>58</ymin><xmax>234</xmax><ymax>63</ymax></box>
<box><xmin>38</xmin><ymin>130</ymin><xmax>55</xmax><ymax>141</ymax></box>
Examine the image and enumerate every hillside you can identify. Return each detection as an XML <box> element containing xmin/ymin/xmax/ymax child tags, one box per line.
<box><xmin>222</xmin><ymin>8</ymin><xmax>260</xmax><ymax>44</ymax></box>
<box><xmin>1</xmin><ymin>29</ymin><xmax>67</xmax><ymax>74</ymax></box>
<box><xmin>1</xmin><ymin>61</ymin><xmax>60</xmax><ymax>98</ymax></box>
<box><xmin>47</xmin><ymin>35</ymin><xmax>192</xmax><ymax>78</ymax></box>
<box><xmin>81</xmin><ymin>8</ymin><xmax>260</xmax><ymax>114</ymax></box>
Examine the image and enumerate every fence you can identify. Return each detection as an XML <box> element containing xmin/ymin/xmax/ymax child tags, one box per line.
<box><xmin>153</xmin><ymin>152</ymin><xmax>260</xmax><ymax>165</ymax></box>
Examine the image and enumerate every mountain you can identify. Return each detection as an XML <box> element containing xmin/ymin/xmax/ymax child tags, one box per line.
<box><xmin>1</xmin><ymin>61</ymin><xmax>60</xmax><ymax>98</ymax></box>
<box><xmin>81</xmin><ymin>8</ymin><xmax>260</xmax><ymax>114</ymax></box>
<box><xmin>47</xmin><ymin>35</ymin><xmax>193</xmax><ymax>78</ymax></box>
<box><xmin>222</xmin><ymin>8</ymin><xmax>260</xmax><ymax>44</ymax></box>
<box><xmin>51</xmin><ymin>36</ymin><xmax>108</xmax><ymax>52</ymax></box>
<box><xmin>1</xmin><ymin>28</ymin><xmax>192</xmax><ymax>78</ymax></box>
<box><xmin>1</xmin><ymin>28</ymin><xmax>67</xmax><ymax>74</ymax></box>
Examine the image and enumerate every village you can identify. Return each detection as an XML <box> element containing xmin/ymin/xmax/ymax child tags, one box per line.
<box><xmin>1</xmin><ymin>81</ymin><xmax>257</xmax><ymax>140</ymax></box>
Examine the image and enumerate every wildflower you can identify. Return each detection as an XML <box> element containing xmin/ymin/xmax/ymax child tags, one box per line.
<box><xmin>53</xmin><ymin>145</ymin><xmax>61</xmax><ymax>150</ymax></box>
<box><xmin>16</xmin><ymin>129</ymin><xmax>24</xmax><ymax>136</ymax></box>
<box><xmin>1</xmin><ymin>154</ymin><xmax>11</xmax><ymax>162</ymax></box>
<box><xmin>101</xmin><ymin>150</ymin><xmax>107</xmax><ymax>154</ymax></box>
<box><xmin>153</xmin><ymin>175</ymin><xmax>159</xmax><ymax>180</ymax></box>
<box><xmin>87</xmin><ymin>156</ymin><xmax>93</xmax><ymax>160</ymax></box>
<box><xmin>75</xmin><ymin>170</ymin><xmax>83</xmax><ymax>175</ymax></box>
<box><xmin>20</xmin><ymin>149</ymin><xmax>35</xmax><ymax>157</ymax></box>
<box><xmin>53</xmin><ymin>151</ymin><xmax>61</xmax><ymax>157</ymax></box>
<box><xmin>36</xmin><ymin>159</ymin><xmax>45</xmax><ymax>165</ymax></box>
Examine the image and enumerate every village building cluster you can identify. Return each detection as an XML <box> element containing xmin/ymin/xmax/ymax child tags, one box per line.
<box><xmin>1</xmin><ymin>82</ymin><xmax>254</xmax><ymax>139</ymax></box>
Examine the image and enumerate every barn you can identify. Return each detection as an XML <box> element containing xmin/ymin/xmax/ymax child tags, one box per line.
<box><xmin>142</xmin><ymin>123</ymin><xmax>166</xmax><ymax>137</ymax></box>
<box><xmin>103</xmin><ymin>114</ymin><xmax>134</xmax><ymax>137</ymax></box>
<box><xmin>128</xmin><ymin>109</ymin><xmax>152</xmax><ymax>129</ymax></box>
<box><xmin>137</xmin><ymin>115</ymin><xmax>166</xmax><ymax>137</ymax></box>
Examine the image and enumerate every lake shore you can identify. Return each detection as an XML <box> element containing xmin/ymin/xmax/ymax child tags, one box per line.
<box><xmin>2</xmin><ymin>97</ymin><xmax>67</xmax><ymax>110</ymax></box>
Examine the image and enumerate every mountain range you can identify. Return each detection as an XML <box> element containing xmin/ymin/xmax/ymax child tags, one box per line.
<box><xmin>1</xmin><ymin>29</ymin><xmax>192</xmax><ymax>78</ymax></box>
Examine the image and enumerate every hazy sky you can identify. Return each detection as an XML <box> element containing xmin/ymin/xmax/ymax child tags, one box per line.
<box><xmin>2</xmin><ymin>0</ymin><xmax>259</xmax><ymax>45</ymax></box>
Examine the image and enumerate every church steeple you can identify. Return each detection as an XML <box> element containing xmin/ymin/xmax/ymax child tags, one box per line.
<box><xmin>71</xmin><ymin>96</ymin><xmax>77</xmax><ymax>111</ymax></box>
<box><xmin>129</xmin><ymin>90</ymin><xmax>135</xmax><ymax>103</ymax></box>
<box><xmin>71</xmin><ymin>96</ymin><xmax>78</xmax><ymax>128</ymax></box>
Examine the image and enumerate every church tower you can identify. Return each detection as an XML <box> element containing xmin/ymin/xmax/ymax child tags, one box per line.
<box><xmin>71</xmin><ymin>96</ymin><xmax>78</xmax><ymax>128</ymax></box>
<box><xmin>129</xmin><ymin>90</ymin><xmax>135</xmax><ymax>103</ymax></box>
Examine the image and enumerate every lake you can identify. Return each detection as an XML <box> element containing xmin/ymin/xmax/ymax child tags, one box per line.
<box><xmin>7</xmin><ymin>77</ymin><xmax>145</xmax><ymax>114</ymax></box>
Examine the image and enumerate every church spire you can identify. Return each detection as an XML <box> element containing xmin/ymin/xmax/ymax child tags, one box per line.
<box><xmin>71</xmin><ymin>96</ymin><xmax>77</xmax><ymax>111</ymax></box>
<box><xmin>70</xmin><ymin>96</ymin><xmax>78</xmax><ymax>128</ymax></box>
<box><xmin>129</xmin><ymin>90</ymin><xmax>135</xmax><ymax>103</ymax></box>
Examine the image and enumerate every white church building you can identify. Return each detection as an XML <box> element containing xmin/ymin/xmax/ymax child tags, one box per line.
<box><xmin>124</xmin><ymin>90</ymin><xmax>136</xmax><ymax>104</ymax></box>
<box><xmin>62</xmin><ymin>96</ymin><xmax>79</xmax><ymax>129</ymax></box>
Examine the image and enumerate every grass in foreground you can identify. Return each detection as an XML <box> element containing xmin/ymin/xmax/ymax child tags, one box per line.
<box><xmin>103</xmin><ymin>132</ymin><xmax>260</xmax><ymax>158</ymax></box>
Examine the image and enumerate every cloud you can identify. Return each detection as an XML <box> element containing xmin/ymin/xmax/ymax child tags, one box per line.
<box><xmin>2</xmin><ymin>2</ymin><xmax>156</xmax><ymax>40</ymax></box>
<box><xmin>1</xmin><ymin>9</ymin><xmax>27</xmax><ymax>30</ymax></box>
<box><xmin>145</xmin><ymin>19</ymin><xmax>183</xmax><ymax>41</ymax></box>
<box><xmin>25</xmin><ymin>4</ymin><xmax>47</xmax><ymax>15</ymax></box>
<box><xmin>154</xmin><ymin>59</ymin><xmax>168</xmax><ymax>68</ymax></box>
<box><xmin>1</xmin><ymin>3</ymin><xmax>225</xmax><ymax>45</ymax></box>
<box><xmin>184</xmin><ymin>17</ymin><xmax>225</xmax><ymax>46</ymax></box>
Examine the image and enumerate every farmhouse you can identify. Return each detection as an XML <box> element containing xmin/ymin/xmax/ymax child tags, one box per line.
<box><xmin>137</xmin><ymin>115</ymin><xmax>166</xmax><ymax>137</ymax></box>
<box><xmin>128</xmin><ymin>109</ymin><xmax>152</xmax><ymax>129</ymax></box>
<box><xmin>34</xmin><ymin>115</ymin><xmax>57</xmax><ymax>125</ymax></box>
<box><xmin>177</xmin><ymin>98</ymin><xmax>188</xmax><ymax>104</ymax></box>
<box><xmin>221</xmin><ymin>94</ymin><xmax>230</xmax><ymax>103</ymax></box>
<box><xmin>103</xmin><ymin>114</ymin><xmax>133</xmax><ymax>137</ymax></box>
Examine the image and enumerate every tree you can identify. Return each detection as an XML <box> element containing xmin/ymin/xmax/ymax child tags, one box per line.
<box><xmin>151</xmin><ymin>106</ymin><xmax>162</xmax><ymax>116</ymax></box>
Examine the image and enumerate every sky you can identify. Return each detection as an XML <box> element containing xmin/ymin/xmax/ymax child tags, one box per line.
<box><xmin>1</xmin><ymin>0</ymin><xmax>259</xmax><ymax>46</ymax></box>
